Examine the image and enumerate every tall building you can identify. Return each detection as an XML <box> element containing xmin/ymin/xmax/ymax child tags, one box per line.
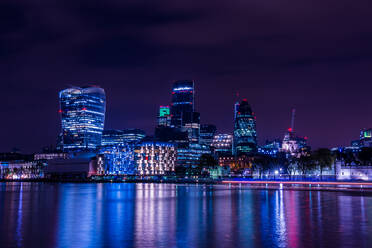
<box><xmin>233</xmin><ymin>99</ymin><xmax>257</xmax><ymax>156</ymax></box>
<box><xmin>169</xmin><ymin>80</ymin><xmax>201</xmax><ymax>143</ymax></box>
<box><xmin>101</xmin><ymin>130</ymin><xmax>124</xmax><ymax>146</ymax></box>
<box><xmin>59</xmin><ymin>86</ymin><xmax>106</xmax><ymax>151</ymax></box>
<box><xmin>157</xmin><ymin>105</ymin><xmax>171</xmax><ymax>127</ymax></box>
<box><xmin>200</xmin><ymin>124</ymin><xmax>217</xmax><ymax>146</ymax></box>
<box><xmin>122</xmin><ymin>129</ymin><xmax>146</xmax><ymax>144</ymax></box>
<box><xmin>171</xmin><ymin>80</ymin><xmax>194</xmax><ymax>128</ymax></box>
<box><xmin>212</xmin><ymin>134</ymin><xmax>233</xmax><ymax>157</ymax></box>
<box><xmin>182</xmin><ymin>112</ymin><xmax>200</xmax><ymax>143</ymax></box>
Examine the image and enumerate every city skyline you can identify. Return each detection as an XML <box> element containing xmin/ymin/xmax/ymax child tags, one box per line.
<box><xmin>1</xmin><ymin>80</ymin><xmax>371</xmax><ymax>153</ymax></box>
<box><xmin>2</xmin><ymin>1</ymin><xmax>372</xmax><ymax>152</ymax></box>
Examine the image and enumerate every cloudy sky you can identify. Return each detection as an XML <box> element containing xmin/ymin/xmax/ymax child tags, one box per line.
<box><xmin>1</xmin><ymin>0</ymin><xmax>372</xmax><ymax>152</ymax></box>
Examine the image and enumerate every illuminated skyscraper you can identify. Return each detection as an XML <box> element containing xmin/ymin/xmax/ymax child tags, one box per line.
<box><xmin>171</xmin><ymin>80</ymin><xmax>194</xmax><ymax>127</ymax></box>
<box><xmin>233</xmin><ymin>99</ymin><xmax>257</xmax><ymax>155</ymax></box>
<box><xmin>59</xmin><ymin>86</ymin><xmax>106</xmax><ymax>151</ymax></box>
<box><xmin>169</xmin><ymin>80</ymin><xmax>200</xmax><ymax>143</ymax></box>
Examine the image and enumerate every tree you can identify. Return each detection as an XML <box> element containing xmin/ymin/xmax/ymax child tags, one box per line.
<box><xmin>313</xmin><ymin>148</ymin><xmax>335</xmax><ymax>179</ymax></box>
<box><xmin>297</xmin><ymin>154</ymin><xmax>315</xmax><ymax>178</ymax></box>
<box><xmin>252</xmin><ymin>154</ymin><xmax>271</xmax><ymax>178</ymax></box>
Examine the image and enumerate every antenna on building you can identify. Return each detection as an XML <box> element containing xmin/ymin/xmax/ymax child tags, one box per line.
<box><xmin>290</xmin><ymin>108</ymin><xmax>296</xmax><ymax>133</ymax></box>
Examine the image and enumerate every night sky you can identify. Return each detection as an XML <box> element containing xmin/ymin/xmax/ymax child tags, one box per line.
<box><xmin>1</xmin><ymin>0</ymin><xmax>372</xmax><ymax>153</ymax></box>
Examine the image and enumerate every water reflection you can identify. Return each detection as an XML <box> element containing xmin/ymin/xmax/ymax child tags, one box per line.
<box><xmin>0</xmin><ymin>183</ymin><xmax>372</xmax><ymax>248</ymax></box>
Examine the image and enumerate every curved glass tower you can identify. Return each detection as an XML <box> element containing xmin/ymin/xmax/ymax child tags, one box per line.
<box><xmin>59</xmin><ymin>86</ymin><xmax>106</xmax><ymax>151</ymax></box>
<box><xmin>233</xmin><ymin>99</ymin><xmax>257</xmax><ymax>155</ymax></box>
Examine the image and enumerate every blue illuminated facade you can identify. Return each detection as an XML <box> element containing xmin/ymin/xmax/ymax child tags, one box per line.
<box><xmin>59</xmin><ymin>86</ymin><xmax>106</xmax><ymax>151</ymax></box>
<box><xmin>99</xmin><ymin>144</ymin><xmax>136</xmax><ymax>175</ymax></box>
<box><xmin>233</xmin><ymin>99</ymin><xmax>257</xmax><ymax>155</ymax></box>
<box><xmin>258</xmin><ymin>139</ymin><xmax>281</xmax><ymax>157</ymax></box>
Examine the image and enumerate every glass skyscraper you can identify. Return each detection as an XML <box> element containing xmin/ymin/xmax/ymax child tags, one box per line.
<box><xmin>233</xmin><ymin>99</ymin><xmax>257</xmax><ymax>155</ymax></box>
<box><xmin>59</xmin><ymin>86</ymin><xmax>106</xmax><ymax>151</ymax></box>
<box><xmin>171</xmin><ymin>80</ymin><xmax>195</xmax><ymax>128</ymax></box>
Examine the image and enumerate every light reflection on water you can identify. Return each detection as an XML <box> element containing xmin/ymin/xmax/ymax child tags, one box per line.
<box><xmin>0</xmin><ymin>183</ymin><xmax>371</xmax><ymax>248</ymax></box>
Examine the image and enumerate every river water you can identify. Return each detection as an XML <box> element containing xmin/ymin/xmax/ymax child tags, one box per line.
<box><xmin>0</xmin><ymin>182</ymin><xmax>371</xmax><ymax>248</ymax></box>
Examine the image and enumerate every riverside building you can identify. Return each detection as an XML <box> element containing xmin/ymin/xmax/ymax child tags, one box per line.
<box><xmin>135</xmin><ymin>142</ymin><xmax>176</xmax><ymax>175</ymax></box>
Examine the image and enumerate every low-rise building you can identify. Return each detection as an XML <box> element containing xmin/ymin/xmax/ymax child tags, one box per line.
<box><xmin>135</xmin><ymin>142</ymin><xmax>176</xmax><ymax>175</ymax></box>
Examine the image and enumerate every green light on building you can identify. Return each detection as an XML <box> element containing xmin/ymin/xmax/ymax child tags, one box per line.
<box><xmin>364</xmin><ymin>131</ymin><xmax>371</xmax><ymax>138</ymax></box>
<box><xmin>159</xmin><ymin>106</ymin><xmax>170</xmax><ymax>117</ymax></box>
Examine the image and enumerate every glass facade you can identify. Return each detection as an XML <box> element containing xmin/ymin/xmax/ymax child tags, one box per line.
<box><xmin>212</xmin><ymin>134</ymin><xmax>233</xmax><ymax>157</ymax></box>
<box><xmin>200</xmin><ymin>124</ymin><xmax>217</xmax><ymax>146</ymax></box>
<box><xmin>99</xmin><ymin>144</ymin><xmax>136</xmax><ymax>175</ymax></box>
<box><xmin>101</xmin><ymin>130</ymin><xmax>124</xmax><ymax>146</ymax></box>
<box><xmin>171</xmin><ymin>80</ymin><xmax>194</xmax><ymax>127</ymax></box>
<box><xmin>122</xmin><ymin>129</ymin><xmax>146</xmax><ymax>144</ymax></box>
<box><xmin>233</xmin><ymin>100</ymin><xmax>257</xmax><ymax>155</ymax></box>
<box><xmin>59</xmin><ymin>86</ymin><xmax>106</xmax><ymax>151</ymax></box>
<box><xmin>176</xmin><ymin>143</ymin><xmax>211</xmax><ymax>168</ymax></box>
<box><xmin>258</xmin><ymin>139</ymin><xmax>281</xmax><ymax>156</ymax></box>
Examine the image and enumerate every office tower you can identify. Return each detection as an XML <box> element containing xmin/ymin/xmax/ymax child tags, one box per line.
<box><xmin>171</xmin><ymin>80</ymin><xmax>194</xmax><ymax>127</ymax></box>
<box><xmin>101</xmin><ymin>130</ymin><xmax>124</xmax><ymax>146</ymax></box>
<box><xmin>59</xmin><ymin>86</ymin><xmax>106</xmax><ymax>151</ymax></box>
<box><xmin>212</xmin><ymin>134</ymin><xmax>233</xmax><ymax>157</ymax></box>
<box><xmin>135</xmin><ymin>142</ymin><xmax>176</xmax><ymax>175</ymax></box>
<box><xmin>233</xmin><ymin>99</ymin><xmax>257</xmax><ymax>155</ymax></box>
<box><xmin>122</xmin><ymin>129</ymin><xmax>146</xmax><ymax>144</ymax></box>
<box><xmin>158</xmin><ymin>105</ymin><xmax>171</xmax><ymax>127</ymax></box>
<box><xmin>169</xmin><ymin>80</ymin><xmax>200</xmax><ymax>143</ymax></box>
<box><xmin>200</xmin><ymin>124</ymin><xmax>217</xmax><ymax>146</ymax></box>
<box><xmin>183</xmin><ymin>112</ymin><xmax>200</xmax><ymax>143</ymax></box>
<box><xmin>176</xmin><ymin>143</ymin><xmax>211</xmax><ymax>168</ymax></box>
